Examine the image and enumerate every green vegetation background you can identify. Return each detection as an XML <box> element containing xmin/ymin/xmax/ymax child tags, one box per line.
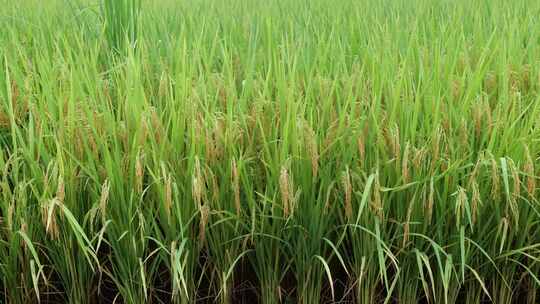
<box><xmin>0</xmin><ymin>0</ymin><xmax>539</xmax><ymax>303</ymax></box>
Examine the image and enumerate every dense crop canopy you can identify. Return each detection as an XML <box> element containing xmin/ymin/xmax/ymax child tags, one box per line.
<box><xmin>1</xmin><ymin>0</ymin><xmax>539</xmax><ymax>303</ymax></box>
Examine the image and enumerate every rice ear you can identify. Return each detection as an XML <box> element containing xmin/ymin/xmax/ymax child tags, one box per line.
<box><xmin>7</xmin><ymin>203</ymin><xmax>14</xmax><ymax>232</ymax></box>
<box><xmin>371</xmin><ymin>172</ymin><xmax>383</xmax><ymax>221</ymax></box>
<box><xmin>341</xmin><ymin>167</ymin><xmax>352</xmax><ymax>220</ymax></box>
<box><xmin>392</xmin><ymin>124</ymin><xmax>401</xmax><ymax>165</ymax></box>
<box><xmin>192</xmin><ymin>157</ymin><xmax>204</xmax><ymax>208</ymax></box>
<box><xmin>304</xmin><ymin>123</ymin><xmax>319</xmax><ymax>179</ymax></box>
<box><xmin>455</xmin><ymin>187</ymin><xmax>468</xmax><ymax>228</ymax></box>
<box><xmin>279</xmin><ymin>166</ymin><xmax>291</xmax><ymax>217</ymax></box>
<box><xmin>402</xmin><ymin>142</ymin><xmax>410</xmax><ymax>184</ymax></box>
<box><xmin>402</xmin><ymin>196</ymin><xmax>415</xmax><ymax>248</ymax></box>
<box><xmin>451</xmin><ymin>78</ymin><xmax>461</xmax><ymax>100</ymax></box>
<box><xmin>490</xmin><ymin>155</ymin><xmax>500</xmax><ymax>201</ymax></box>
<box><xmin>323</xmin><ymin>183</ymin><xmax>335</xmax><ymax>213</ymax></box>
<box><xmin>149</xmin><ymin>106</ymin><xmax>164</xmax><ymax>144</ymax></box>
<box><xmin>164</xmin><ymin>173</ymin><xmax>172</xmax><ymax>218</ymax></box>
<box><xmin>524</xmin><ymin>145</ymin><xmax>535</xmax><ymax>197</ymax></box>
<box><xmin>0</xmin><ymin>110</ymin><xmax>9</xmax><ymax>128</ymax></box>
<box><xmin>459</xmin><ymin>118</ymin><xmax>468</xmax><ymax>149</ymax></box>
<box><xmin>10</xmin><ymin>80</ymin><xmax>20</xmax><ymax>112</ymax></box>
<box><xmin>426</xmin><ymin>178</ymin><xmax>435</xmax><ymax>223</ymax></box>
<box><xmin>430</xmin><ymin>127</ymin><xmax>441</xmax><ymax>172</ymax></box>
<box><xmin>472</xmin><ymin>102</ymin><xmax>483</xmax><ymax>139</ymax></box>
<box><xmin>207</xmin><ymin>169</ymin><xmax>219</xmax><ymax>205</ymax></box>
<box><xmin>198</xmin><ymin>205</ymin><xmax>210</xmax><ymax>245</ymax></box>
<box><xmin>231</xmin><ymin>158</ymin><xmax>241</xmax><ymax>216</ymax></box>
<box><xmin>42</xmin><ymin>199</ymin><xmax>59</xmax><ymax>239</ymax></box>
<box><xmin>99</xmin><ymin>180</ymin><xmax>111</xmax><ymax>221</ymax></box>
<box><xmin>508</xmin><ymin>160</ymin><xmax>520</xmax><ymax>226</ymax></box>
<box><xmin>510</xmin><ymin>160</ymin><xmax>521</xmax><ymax>201</ymax></box>
<box><xmin>56</xmin><ymin>175</ymin><xmax>65</xmax><ymax>204</ymax></box>
<box><xmin>471</xmin><ymin>181</ymin><xmax>481</xmax><ymax>225</ymax></box>
<box><xmin>468</xmin><ymin>157</ymin><xmax>482</xmax><ymax>187</ymax></box>
<box><xmin>357</xmin><ymin>132</ymin><xmax>366</xmax><ymax>166</ymax></box>
<box><xmin>412</xmin><ymin>147</ymin><xmax>425</xmax><ymax>172</ymax></box>
<box><xmin>138</xmin><ymin>116</ymin><xmax>149</xmax><ymax>146</ymax></box>
<box><xmin>135</xmin><ymin>150</ymin><xmax>144</xmax><ymax>194</ymax></box>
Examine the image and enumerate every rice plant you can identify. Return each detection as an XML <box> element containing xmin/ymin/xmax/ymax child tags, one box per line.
<box><xmin>1</xmin><ymin>0</ymin><xmax>540</xmax><ymax>303</ymax></box>
<box><xmin>100</xmin><ymin>0</ymin><xmax>141</xmax><ymax>52</ymax></box>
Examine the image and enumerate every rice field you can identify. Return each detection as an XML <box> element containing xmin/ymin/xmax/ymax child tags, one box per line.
<box><xmin>1</xmin><ymin>0</ymin><xmax>540</xmax><ymax>303</ymax></box>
